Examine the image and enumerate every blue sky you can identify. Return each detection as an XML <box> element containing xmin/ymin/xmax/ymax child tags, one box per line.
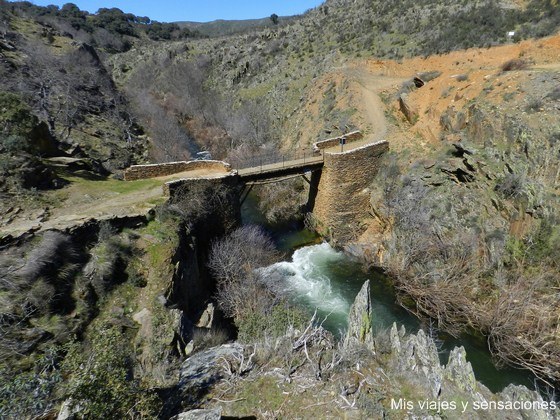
<box><xmin>27</xmin><ymin>1</ymin><xmax>324</xmax><ymax>22</ymax></box>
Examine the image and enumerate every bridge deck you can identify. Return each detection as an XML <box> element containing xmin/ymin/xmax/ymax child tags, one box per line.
<box><xmin>237</xmin><ymin>155</ymin><xmax>324</xmax><ymax>182</ymax></box>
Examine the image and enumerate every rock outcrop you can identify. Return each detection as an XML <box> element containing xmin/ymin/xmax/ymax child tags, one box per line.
<box><xmin>345</xmin><ymin>280</ymin><xmax>375</xmax><ymax>351</ymax></box>
<box><xmin>159</xmin><ymin>287</ymin><xmax>557</xmax><ymax>419</ymax></box>
<box><xmin>388</xmin><ymin>323</ymin><xmax>443</xmax><ymax>398</ymax></box>
<box><xmin>399</xmin><ymin>93</ymin><xmax>418</xmax><ymax>124</ymax></box>
<box><xmin>169</xmin><ymin>344</ymin><xmax>245</xmax><ymax>413</ymax></box>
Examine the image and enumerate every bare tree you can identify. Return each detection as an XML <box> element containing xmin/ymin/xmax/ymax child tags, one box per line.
<box><xmin>208</xmin><ymin>225</ymin><xmax>279</xmax><ymax>320</ymax></box>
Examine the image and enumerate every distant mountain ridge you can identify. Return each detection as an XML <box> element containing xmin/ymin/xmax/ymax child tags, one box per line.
<box><xmin>176</xmin><ymin>15</ymin><xmax>299</xmax><ymax>37</ymax></box>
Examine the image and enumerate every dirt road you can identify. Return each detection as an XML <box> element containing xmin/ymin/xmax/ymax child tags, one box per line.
<box><xmin>1</xmin><ymin>167</ymin><xmax>230</xmax><ymax>239</ymax></box>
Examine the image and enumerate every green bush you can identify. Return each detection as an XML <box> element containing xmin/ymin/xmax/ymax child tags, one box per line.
<box><xmin>62</xmin><ymin>323</ymin><xmax>160</xmax><ymax>418</ymax></box>
<box><xmin>0</xmin><ymin>348</ymin><xmax>62</xmax><ymax>418</ymax></box>
<box><xmin>0</xmin><ymin>92</ymin><xmax>37</xmax><ymax>145</ymax></box>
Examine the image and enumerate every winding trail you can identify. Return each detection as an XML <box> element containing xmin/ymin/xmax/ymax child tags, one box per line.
<box><xmin>325</xmin><ymin>67</ymin><xmax>405</xmax><ymax>152</ymax></box>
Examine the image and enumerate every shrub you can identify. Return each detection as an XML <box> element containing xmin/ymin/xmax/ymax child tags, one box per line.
<box><xmin>62</xmin><ymin>323</ymin><xmax>160</xmax><ymax>417</ymax></box>
<box><xmin>237</xmin><ymin>301</ymin><xmax>308</xmax><ymax>343</ymax></box>
<box><xmin>0</xmin><ymin>348</ymin><xmax>62</xmax><ymax>418</ymax></box>
<box><xmin>546</xmin><ymin>86</ymin><xmax>560</xmax><ymax>101</ymax></box>
<box><xmin>83</xmin><ymin>232</ymin><xmax>133</xmax><ymax>297</ymax></box>
<box><xmin>192</xmin><ymin>327</ymin><xmax>229</xmax><ymax>350</ymax></box>
<box><xmin>495</xmin><ymin>173</ymin><xmax>526</xmax><ymax>199</ymax></box>
<box><xmin>501</xmin><ymin>58</ymin><xmax>529</xmax><ymax>72</ymax></box>
<box><xmin>1</xmin><ymin>134</ymin><xmax>28</xmax><ymax>153</ymax></box>
<box><xmin>18</xmin><ymin>232</ymin><xmax>79</xmax><ymax>283</ymax></box>
<box><xmin>525</xmin><ymin>98</ymin><xmax>543</xmax><ymax>113</ymax></box>
<box><xmin>207</xmin><ymin>225</ymin><xmax>312</xmax><ymax>341</ymax></box>
<box><xmin>0</xmin><ymin>92</ymin><xmax>37</xmax><ymax>152</ymax></box>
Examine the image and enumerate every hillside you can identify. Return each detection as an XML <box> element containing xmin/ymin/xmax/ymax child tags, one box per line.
<box><xmin>108</xmin><ymin>0</ymin><xmax>560</xmax><ymax>162</ymax></box>
<box><xmin>177</xmin><ymin>15</ymin><xmax>298</xmax><ymax>38</ymax></box>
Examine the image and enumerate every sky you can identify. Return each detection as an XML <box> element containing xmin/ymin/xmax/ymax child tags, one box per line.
<box><xmin>27</xmin><ymin>1</ymin><xmax>325</xmax><ymax>23</ymax></box>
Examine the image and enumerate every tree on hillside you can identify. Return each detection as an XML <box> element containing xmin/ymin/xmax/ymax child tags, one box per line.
<box><xmin>94</xmin><ymin>7</ymin><xmax>136</xmax><ymax>36</ymax></box>
<box><xmin>270</xmin><ymin>13</ymin><xmax>279</xmax><ymax>25</ymax></box>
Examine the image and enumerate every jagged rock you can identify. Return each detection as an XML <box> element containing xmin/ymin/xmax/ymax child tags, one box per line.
<box><xmin>345</xmin><ymin>280</ymin><xmax>375</xmax><ymax>351</ymax></box>
<box><xmin>440</xmin><ymin>158</ymin><xmax>475</xmax><ymax>183</ymax></box>
<box><xmin>444</xmin><ymin>347</ymin><xmax>481</xmax><ymax>401</ymax></box>
<box><xmin>399</xmin><ymin>93</ymin><xmax>418</xmax><ymax>124</ymax></box>
<box><xmin>389</xmin><ymin>323</ymin><xmax>404</xmax><ymax>354</ymax></box>
<box><xmin>388</xmin><ymin>324</ymin><xmax>444</xmax><ymax>398</ymax></box>
<box><xmin>174</xmin><ymin>344</ymin><xmax>244</xmax><ymax>409</ymax></box>
<box><xmin>172</xmin><ymin>408</ymin><xmax>222</xmax><ymax>420</ymax></box>
<box><xmin>499</xmin><ymin>385</ymin><xmax>551</xmax><ymax>420</ymax></box>
<box><xmin>196</xmin><ymin>302</ymin><xmax>215</xmax><ymax>329</ymax></box>
<box><xmin>452</xmin><ymin>142</ymin><xmax>476</xmax><ymax>156</ymax></box>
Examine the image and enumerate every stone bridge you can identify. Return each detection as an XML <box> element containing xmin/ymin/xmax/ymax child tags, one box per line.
<box><xmin>127</xmin><ymin>131</ymin><xmax>389</xmax><ymax>242</ymax></box>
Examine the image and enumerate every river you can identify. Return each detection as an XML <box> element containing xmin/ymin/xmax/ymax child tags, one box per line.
<box><xmin>241</xmin><ymin>193</ymin><xmax>536</xmax><ymax>393</ymax></box>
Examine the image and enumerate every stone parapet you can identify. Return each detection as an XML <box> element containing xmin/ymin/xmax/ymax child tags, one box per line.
<box><xmin>124</xmin><ymin>160</ymin><xmax>231</xmax><ymax>181</ymax></box>
<box><xmin>313</xmin><ymin>130</ymin><xmax>363</xmax><ymax>152</ymax></box>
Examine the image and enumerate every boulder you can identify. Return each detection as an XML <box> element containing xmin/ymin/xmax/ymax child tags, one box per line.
<box><xmin>175</xmin><ymin>344</ymin><xmax>244</xmax><ymax>408</ymax></box>
<box><xmin>399</xmin><ymin>93</ymin><xmax>418</xmax><ymax>124</ymax></box>
<box><xmin>196</xmin><ymin>302</ymin><xmax>215</xmax><ymax>329</ymax></box>
<box><xmin>345</xmin><ymin>280</ymin><xmax>375</xmax><ymax>351</ymax></box>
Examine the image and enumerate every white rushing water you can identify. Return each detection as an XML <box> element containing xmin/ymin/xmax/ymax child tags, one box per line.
<box><xmin>260</xmin><ymin>242</ymin><xmax>354</xmax><ymax>321</ymax></box>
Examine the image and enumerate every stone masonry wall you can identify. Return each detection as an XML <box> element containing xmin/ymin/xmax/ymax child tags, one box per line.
<box><xmin>124</xmin><ymin>160</ymin><xmax>231</xmax><ymax>181</ymax></box>
<box><xmin>313</xmin><ymin>130</ymin><xmax>363</xmax><ymax>152</ymax></box>
<box><xmin>312</xmin><ymin>140</ymin><xmax>389</xmax><ymax>243</ymax></box>
<box><xmin>163</xmin><ymin>172</ymin><xmax>239</xmax><ymax>197</ymax></box>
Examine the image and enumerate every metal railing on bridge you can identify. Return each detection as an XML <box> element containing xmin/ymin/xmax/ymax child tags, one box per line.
<box><xmin>228</xmin><ymin>150</ymin><xmax>324</xmax><ymax>172</ymax></box>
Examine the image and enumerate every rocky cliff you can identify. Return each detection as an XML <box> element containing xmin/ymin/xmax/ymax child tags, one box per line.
<box><xmin>165</xmin><ymin>282</ymin><xmax>557</xmax><ymax>419</ymax></box>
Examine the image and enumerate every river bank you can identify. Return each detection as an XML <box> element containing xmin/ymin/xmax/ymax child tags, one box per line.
<box><xmin>242</xmin><ymin>192</ymin><xmax>538</xmax><ymax>393</ymax></box>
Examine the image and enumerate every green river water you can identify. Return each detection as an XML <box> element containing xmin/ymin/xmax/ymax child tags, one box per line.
<box><xmin>241</xmin><ymin>194</ymin><xmax>536</xmax><ymax>393</ymax></box>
